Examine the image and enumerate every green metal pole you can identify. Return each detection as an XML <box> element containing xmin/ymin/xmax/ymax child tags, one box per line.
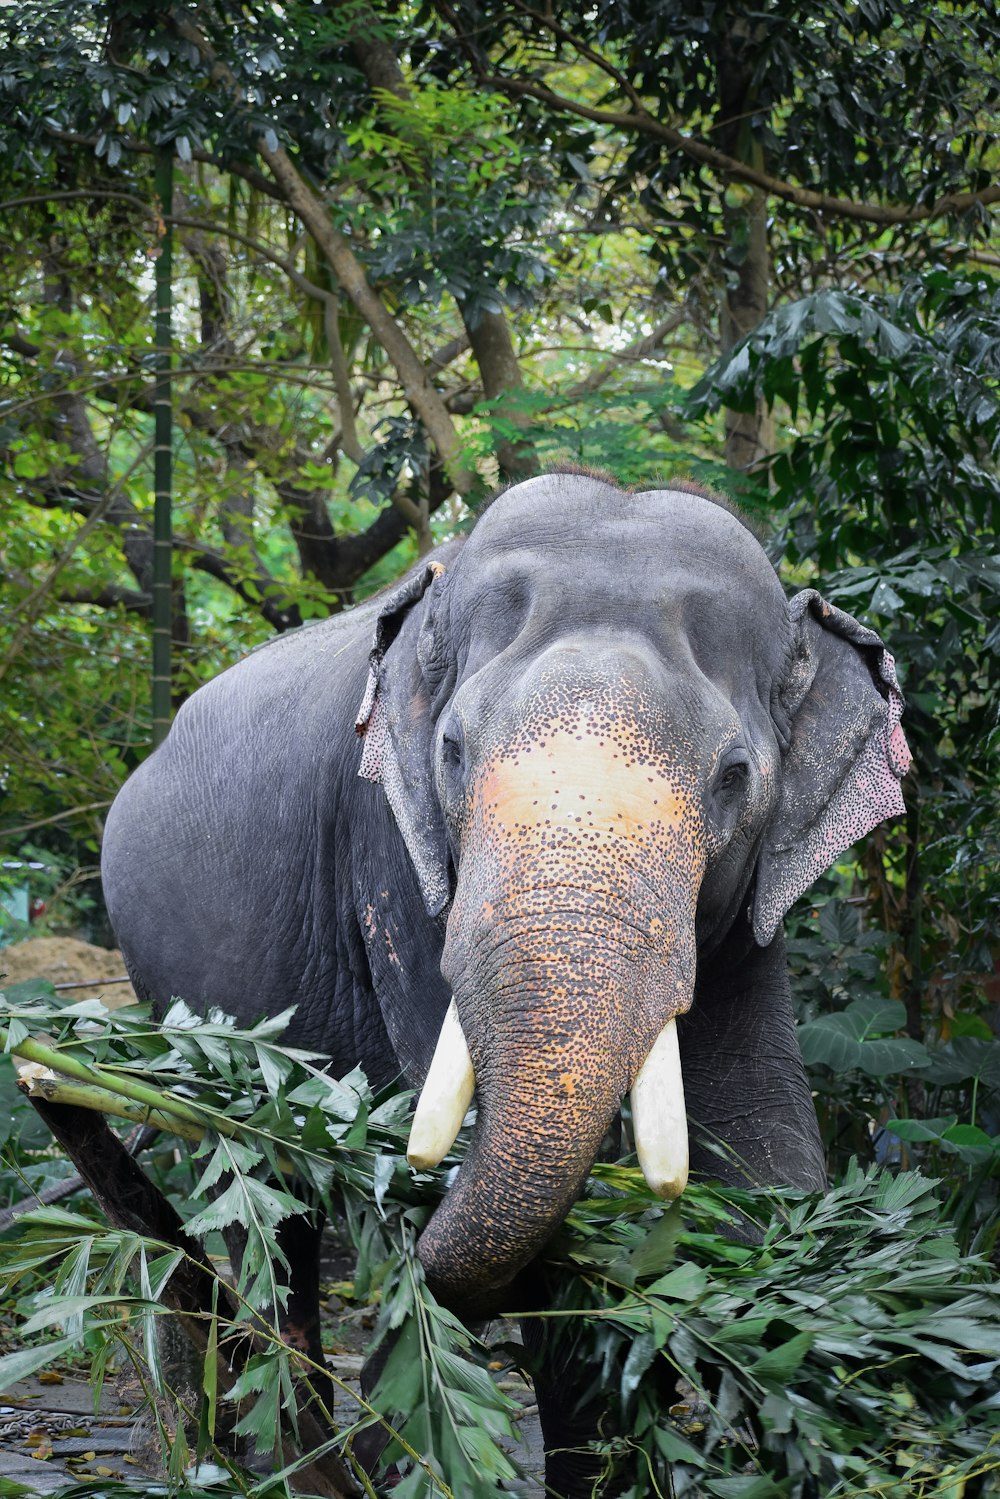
<box><xmin>152</xmin><ymin>147</ymin><xmax>173</xmax><ymax>749</ymax></box>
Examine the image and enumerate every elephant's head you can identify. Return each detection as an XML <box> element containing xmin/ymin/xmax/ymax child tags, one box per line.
<box><xmin>356</xmin><ymin>475</ymin><xmax>909</xmax><ymax>1310</ymax></box>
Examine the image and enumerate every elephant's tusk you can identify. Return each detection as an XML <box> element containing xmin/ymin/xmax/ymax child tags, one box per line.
<box><xmin>407</xmin><ymin>999</ymin><xmax>476</xmax><ymax>1169</ymax></box>
<box><xmin>630</xmin><ymin>1018</ymin><xmax>688</xmax><ymax>1200</ymax></box>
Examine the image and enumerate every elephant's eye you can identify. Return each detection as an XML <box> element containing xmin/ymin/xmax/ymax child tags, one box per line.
<box><xmin>715</xmin><ymin>758</ymin><xmax>749</xmax><ymax>799</ymax></box>
<box><xmin>439</xmin><ymin>726</ymin><xmax>466</xmax><ymax>806</ymax></box>
<box><xmin>441</xmin><ymin>734</ymin><xmax>462</xmax><ymax>769</ymax></box>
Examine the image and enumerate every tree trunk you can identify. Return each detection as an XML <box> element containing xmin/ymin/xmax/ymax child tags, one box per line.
<box><xmin>172</xmin><ymin>13</ymin><xmax>477</xmax><ymax>499</ymax></box>
<box><xmin>720</xmin><ymin>176</ymin><xmax>773</xmax><ymax>472</ymax></box>
<box><xmin>716</xmin><ymin>23</ymin><xmax>774</xmax><ymax>473</ymax></box>
<box><xmin>345</xmin><ymin>6</ymin><xmax>536</xmax><ymax>484</ymax></box>
<box><xmin>465</xmin><ymin>308</ymin><xmax>537</xmax><ymax>482</ymax></box>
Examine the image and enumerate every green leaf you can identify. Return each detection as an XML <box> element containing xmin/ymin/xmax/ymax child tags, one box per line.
<box><xmin>749</xmin><ymin>1330</ymin><xmax>815</xmax><ymax>1383</ymax></box>
<box><xmin>628</xmin><ymin>1201</ymin><xmax>683</xmax><ymax>1278</ymax></box>
<box><xmin>797</xmin><ymin>997</ymin><xmax>929</xmax><ymax>1076</ymax></box>
<box><xmin>887</xmin><ymin>1115</ymin><xmax>959</xmax><ymax>1143</ymax></box>
<box><xmin>758</xmin><ymin>1390</ymin><xmax>795</xmax><ymax>1434</ymax></box>
<box><xmin>646</xmin><ymin>1261</ymin><xmax>710</xmax><ymax>1301</ymax></box>
<box><xmin>2</xmin><ymin>1018</ymin><xmax>29</xmax><ymax>1051</ymax></box>
<box><xmin>818</xmin><ymin>899</ymin><xmax>861</xmax><ymax>946</ymax></box>
<box><xmin>653</xmin><ymin>1424</ymin><xmax>706</xmax><ymax>1464</ymax></box>
<box><xmin>706</xmin><ymin>1477</ymin><xmax>791</xmax><ymax>1497</ymax></box>
<box><xmin>620</xmin><ymin>1330</ymin><xmax>657</xmax><ymax>1400</ymax></box>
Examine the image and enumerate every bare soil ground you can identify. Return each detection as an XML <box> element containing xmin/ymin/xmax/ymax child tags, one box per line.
<box><xmin>0</xmin><ymin>936</ymin><xmax>137</xmax><ymax>1006</ymax></box>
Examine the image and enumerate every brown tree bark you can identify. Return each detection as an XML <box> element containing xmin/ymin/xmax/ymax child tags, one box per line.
<box><xmin>465</xmin><ymin>308</ymin><xmax>537</xmax><ymax>481</ymax></box>
<box><xmin>344</xmin><ymin>6</ymin><xmax>536</xmax><ymax>482</ymax></box>
<box><xmin>716</xmin><ymin>22</ymin><xmax>774</xmax><ymax>473</ymax></box>
<box><xmin>172</xmin><ymin>14</ymin><xmax>476</xmax><ymax>500</ymax></box>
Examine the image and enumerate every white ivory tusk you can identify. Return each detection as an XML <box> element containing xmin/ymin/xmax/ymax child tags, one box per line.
<box><xmin>406</xmin><ymin>999</ymin><xmax>476</xmax><ymax>1169</ymax></box>
<box><xmin>630</xmin><ymin>1018</ymin><xmax>689</xmax><ymax>1200</ymax></box>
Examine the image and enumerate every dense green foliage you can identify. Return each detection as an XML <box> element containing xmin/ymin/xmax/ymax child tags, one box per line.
<box><xmin>3</xmin><ymin>993</ymin><xmax>999</xmax><ymax>1497</ymax></box>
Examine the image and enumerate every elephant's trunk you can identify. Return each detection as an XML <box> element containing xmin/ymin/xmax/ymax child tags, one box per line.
<box><xmin>413</xmin><ymin>938</ymin><xmax>695</xmax><ymax>1308</ymax></box>
<box><xmin>412</xmin><ymin>678</ymin><xmax>708</xmax><ymax>1310</ymax></box>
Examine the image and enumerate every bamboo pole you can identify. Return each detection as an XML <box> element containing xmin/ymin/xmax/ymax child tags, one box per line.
<box><xmin>152</xmin><ymin>147</ymin><xmax>174</xmax><ymax>748</ymax></box>
<box><xmin>4</xmin><ymin>1027</ymin><xmax>207</xmax><ymax>1129</ymax></box>
<box><xmin>2</xmin><ymin>1027</ymin><xmax>340</xmax><ymax>1186</ymax></box>
<box><xmin>13</xmin><ymin>1065</ymin><xmax>205</xmax><ymax>1144</ymax></box>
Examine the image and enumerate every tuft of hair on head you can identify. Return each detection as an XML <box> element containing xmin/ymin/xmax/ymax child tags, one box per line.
<box><xmin>546</xmin><ymin>460</ymin><xmax>623</xmax><ymax>487</ymax></box>
<box><xmin>477</xmin><ymin>466</ymin><xmax>767</xmax><ymax>541</ymax></box>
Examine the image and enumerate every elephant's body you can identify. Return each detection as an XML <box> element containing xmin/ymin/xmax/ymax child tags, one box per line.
<box><xmin>101</xmin><ymin>473</ymin><xmax>909</xmax><ymax>1495</ymax></box>
<box><xmin>104</xmin><ymin>591</ymin><xmax>450</xmax><ymax>1086</ymax></box>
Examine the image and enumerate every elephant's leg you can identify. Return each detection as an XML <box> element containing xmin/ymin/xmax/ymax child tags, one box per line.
<box><xmin>683</xmin><ymin>921</ymin><xmax>827</xmax><ymax>1195</ymax></box>
<box><xmin>352</xmin><ymin>1339</ymin><xmax>397</xmax><ymax>1480</ymax></box>
<box><xmin>216</xmin><ymin>1204</ymin><xmax>338</xmax><ymax>1459</ymax></box>
<box><xmin>276</xmin><ymin>1210</ymin><xmax>338</xmax><ymax>1426</ymax></box>
<box><xmin>519</xmin><ymin>1278</ymin><xmax>626</xmax><ymax>1499</ymax></box>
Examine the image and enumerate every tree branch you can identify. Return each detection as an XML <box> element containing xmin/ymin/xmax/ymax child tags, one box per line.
<box><xmin>1</xmin><ymin>189</ymin><xmax>347</xmax><ymax>308</ymax></box>
<box><xmin>42</xmin><ymin>126</ymin><xmax>284</xmax><ymax>203</ymax></box>
<box><xmin>184</xmin><ymin>544</ymin><xmax>303</xmax><ymax>632</ymax></box>
<box><xmin>39</xmin><ymin>581</ymin><xmax>150</xmax><ymax>612</ymax></box>
<box><xmin>0</xmin><ymin>442</ymin><xmax>154</xmax><ymax>689</ymax></box>
<box><xmin>565</xmin><ymin>309</ymin><xmax>688</xmax><ymax>399</ymax></box>
<box><xmin>346</xmin><ymin>13</ymin><xmax>536</xmax><ymax>481</ymax></box>
<box><xmin>429</xmin><ymin>333</ymin><xmax>471</xmax><ymax>370</ymax></box>
<box><xmin>324</xmin><ymin>294</ymin><xmax>364</xmax><ymax>464</ymax></box>
<box><xmin>475</xmin><ymin>68</ymin><xmax>1000</xmax><ymax>228</ymax></box>
<box><xmin>0</xmin><ymin>802</ymin><xmax>114</xmax><ymax>840</ymax></box>
<box><xmin>170</xmin><ymin>11</ymin><xmax>477</xmax><ymax>497</ymax></box>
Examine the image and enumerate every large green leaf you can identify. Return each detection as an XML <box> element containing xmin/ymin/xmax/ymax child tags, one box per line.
<box><xmin>798</xmin><ymin>998</ymin><xmax>930</xmax><ymax>1076</ymax></box>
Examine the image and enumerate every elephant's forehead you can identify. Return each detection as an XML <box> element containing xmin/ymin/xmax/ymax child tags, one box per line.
<box><xmin>459</xmin><ymin>484</ymin><xmax>785</xmax><ymax>620</ymax></box>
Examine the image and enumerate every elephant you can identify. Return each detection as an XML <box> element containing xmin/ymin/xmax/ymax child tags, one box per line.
<box><xmin>100</xmin><ymin>470</ymin><xmax>911</xmax><ymax>1495</ymax></box>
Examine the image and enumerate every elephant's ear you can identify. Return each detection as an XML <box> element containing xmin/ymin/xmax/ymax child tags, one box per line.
<box><xmin>355</xmin><ymin>559</ymin><xmax>451</xmax><ymax>917</ymax></box>
<box><xmin>753</xmin><ymin>589</ymin><xmax>912</xmax><ymax>947</ymax></box>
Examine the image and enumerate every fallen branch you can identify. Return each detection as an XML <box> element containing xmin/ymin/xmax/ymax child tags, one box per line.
<box><xmin>12</xmin><ymin>1059</ymin><xmax>297</xmax><ymax>1179</ymax></box>
<box><xmin>25</xmin><ymin>1096</ymin><xmax>361</xmax><ymax>1498</ymax></box>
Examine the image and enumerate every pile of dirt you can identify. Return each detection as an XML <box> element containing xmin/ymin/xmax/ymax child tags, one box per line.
<box><xmin>0</xmin><ymin>937</ymin><xmax>137</xmax><ymax>1007</ymax></box>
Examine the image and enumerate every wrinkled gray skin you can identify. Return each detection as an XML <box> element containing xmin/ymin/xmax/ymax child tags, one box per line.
<box><xmin>102</xmin><ymin>475</ymin><xmax>907</xmax><ymax>1497</ymax></box>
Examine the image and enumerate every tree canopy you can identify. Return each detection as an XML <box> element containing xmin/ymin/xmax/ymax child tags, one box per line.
<box><xmin>1</xmin><ymin>0</ymin><xmax>998</xmax><ymax>1170</ymax></box>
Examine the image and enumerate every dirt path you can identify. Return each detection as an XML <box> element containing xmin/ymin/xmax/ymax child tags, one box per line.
<box><xmin>0</xmin><ymin>1374</ymin><xmax>161</xmax><ymax>1494</ymax></box>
